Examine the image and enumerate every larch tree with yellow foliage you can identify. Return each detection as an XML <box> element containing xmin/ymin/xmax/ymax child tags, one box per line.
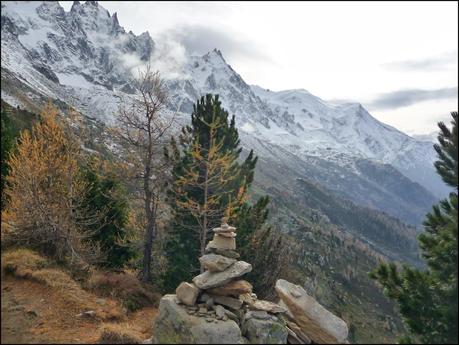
<box><xmin>173</xmin><ymin>114</ymin><xmax>245</xmax><ymax>259</ymax></box>
<box><xmin>160</xmin><ymin>94</ymin><xmax>268</xmax><ymax>292</ymax></box>
<box><xmin>4</xmin><ymin>103</ymin><xmax>100</xmax><ymax>264</ymax></box>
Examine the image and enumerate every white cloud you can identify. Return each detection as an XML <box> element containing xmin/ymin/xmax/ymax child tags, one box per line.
<box><xmin>60</xmin><ymin>1</ymin><xmax>458</xmax><ymax>134</ymax></box>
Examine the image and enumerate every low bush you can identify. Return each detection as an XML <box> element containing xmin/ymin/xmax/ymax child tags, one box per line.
<box><xmin>88</xmin><ymin>271</ymin><xmax>160</xmax><ymax>312</ymax></box>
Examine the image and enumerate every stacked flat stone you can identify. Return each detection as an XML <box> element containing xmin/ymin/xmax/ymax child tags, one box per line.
<box><xmin>175</xmin><ymin>221</ymin><xmax>287</xmax><ymax>312</ymax></box>
<box><xmin>162</xmin><ymin>221</ymin><xmax>291</xmax><ymax>343</ymax></box>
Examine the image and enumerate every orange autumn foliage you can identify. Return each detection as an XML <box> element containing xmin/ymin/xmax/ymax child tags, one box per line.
<box><xmin>4</xmin><ymin>103</ymin><xmax>99</xmax><ymax>263</ymax></box>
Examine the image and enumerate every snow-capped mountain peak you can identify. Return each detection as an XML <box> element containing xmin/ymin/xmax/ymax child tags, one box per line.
<box><xmin>0</xmin><ymin>0</ymin><xmax>449</xmax><ymax>201</ymax></box>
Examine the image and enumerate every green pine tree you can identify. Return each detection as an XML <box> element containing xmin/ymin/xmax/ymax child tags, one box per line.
<box><xmin>81</xmin><ymin>158</ymin><xmax>137</xmax><ymax>269</ymax></box>
<box><xmin>160</xmin><ymin>94</ymin><xmax>268</xmax><ymax>292</ymax></box>
<box><xmin>370</xmin><ymin>111</ymin><xmax>458</xmax><ymax>344</ymax></box>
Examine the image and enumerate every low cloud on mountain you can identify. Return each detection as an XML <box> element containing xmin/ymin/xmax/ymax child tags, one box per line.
<box><xmin>162</xmin><ymin>24</ymin><xmax>273</xmax><ymax>63</ymax></box>
<box><xmin>381</xmin><ymin>51</ymin><xmax>457</xmax><ymax>72</ymax></box>
<box><xmin>367</xmin><ymin>87</ymin><xmax>458</xmax><ymax>110</ymax></box>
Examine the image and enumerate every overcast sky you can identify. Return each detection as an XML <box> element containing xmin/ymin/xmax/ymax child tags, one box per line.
<box><xmin>61</xmin><ymin>1</ymin><xmax>458</xmax><ymax>135</ymax></box>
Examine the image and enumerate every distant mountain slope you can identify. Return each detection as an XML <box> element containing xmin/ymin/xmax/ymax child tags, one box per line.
<box><xmin>1</xmin><ymin>2</ymin><xmax>446</xmax><ymax>227</ymax></box>
<box><xmin>248</xmin><ymin>147</ymin><xmax>422</xmax><ymax>266</ymax></box>
<box><xmin>0</xmin><ymin>99</ymin><xmax>413</xmax><ymax>343</ymax></box>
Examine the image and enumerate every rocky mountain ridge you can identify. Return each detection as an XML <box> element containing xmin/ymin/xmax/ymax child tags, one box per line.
<box><xmin>1</xmin><ymin>2</ymin><xmax>448</xmax><ymax>226</ymax></box>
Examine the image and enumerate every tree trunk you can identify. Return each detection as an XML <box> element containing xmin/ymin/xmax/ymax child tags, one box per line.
<box><xmin>141</xmin><ymin>188</ymin><xmax>156</xmax><ymax>282</ymax></box>
<box><xmin>199</xmin><ymin>167</ymin><xmax>209</xmax><ymax>273</ymax></box>
<box><xmin>141</xmin><ymin>158</ymin><xmax>155</xmax><ymax>282</ymax></box>
<box><xmin>141</xmin><ymin>213</ymin><xmax>155</xmax><ymax>282</ymax></box>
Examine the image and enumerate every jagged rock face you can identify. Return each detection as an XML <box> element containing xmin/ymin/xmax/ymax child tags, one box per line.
<box><xmin>1</xmin><ymin>1</ymin><xmax>154</xmax><ymax>90</ymax></box>
<box><xmin>153</xmin><ymin>295</ymin><xmax>245</xmax><ymax>344</ymax></box>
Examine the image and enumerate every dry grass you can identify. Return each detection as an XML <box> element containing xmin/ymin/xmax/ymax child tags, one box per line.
<box><xmin>88</xmin><ymin>271</ymin><xmax>160</xmax><ymax>312</ymax></box>
<box><xmin>2</xmin><ymin>248</ymin><xmax>94</xmax><ymax>308</ymax></box>
<box><xmin>2</xmin><ymin>248</ymin><xmax>48</xmax><ymax>276</ymax></box>
<box><xmin>1</xmin><ymin>248</ymin><xmax>158</xmax><ymax>344</ymax></box>
<box><xmin>98</xmin><ymin>324</ymin><xmax>143</xmax><ymax>344</ymax></box>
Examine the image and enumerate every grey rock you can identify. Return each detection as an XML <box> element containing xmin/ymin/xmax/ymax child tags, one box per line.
<box><xmin>215</xmin><ymin>305</ymin><xmax>226</xmax><ymax>319</ymax></box>
<box><xmin>278</xmin><ymin>300</ymin><xmax>295</xmax><ymax>320</ymax></box>
<box><xmin>275</xmin><ymin>279</ymin><xmax>348</xmax><ymax>344</ymax></box>
<box><xmin>192</xmin><ymin>261</ymin><xmax>252</xmax><ymax>289</ymax></box>
<box><xmin>285</xmin><ymin>326</ymin><xmax>303</xmax><ymax>344</ymax></box>
<box><xmin>207</xmin><ymin>280</ymin><xmax>253</xmax><ymax>297</ymax></box>
<box><xmin>286</xmin><ymin>321</ymin><xmax>311</xmax><ymax>344</ymax></box>
<box><xmin>249</xmin><ymin>300</ymin><xmax>287</xmax><ymax>314</ymax></box>
<box><xmin>199</xmin><ymin>254</ymin><xmax>236</xmax><ymax>272</ymax></box>
<box><xmin>206</xmin><ymin>298</ymin><xmax>215</xmax><ymax>309</ymax></box>
<box><xmin>206</xmin><ymin>235</ymin><xmax>236</xmax><ymax>251</ymax></box>
<box><xmin>246</xmin><ymin>310</ymin><xmax>271</xmax><ymax>320</ymax></box>
<box><xmin>242</xmin><ymin>314</ymin><xmax>288</xmax><ymax>344</ymax></box>
<box><xmin>224</xmin><ymin>308</ymin><xmax>239</xmax><ymax>323</ymax></box>
<box><xmin>205</xmin><ymin>248</ymin><xmax>240</xmax><ymax>259</ymax></box>
<box><xmin>201</xmin><ymin>293</ymin><xmax>243</xmax><ymax>310</ymax></box>
<box><xmin>176</xmin><ymin>282</ymin><xmax>200</xmax><ymax>307</ymax></box>
<box><xmin>239</xmin><ymin>293</ymin><xmax>257</xmax><ymax>306</ymax></box>
<box><xmin>153</xmin><ymin>294</ymin><xmax>245</xmax><ymax>344</ymax></box>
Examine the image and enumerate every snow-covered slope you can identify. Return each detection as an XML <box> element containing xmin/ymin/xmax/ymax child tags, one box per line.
<box><xmin>248</xmin><ymin>86</ymin><xmax>448</xmax><ymax>198</ymax></box>
<box><xmin>1</xmin><ymin>1</ymin><xmax>448</xmax><ymax>223</ymax></box>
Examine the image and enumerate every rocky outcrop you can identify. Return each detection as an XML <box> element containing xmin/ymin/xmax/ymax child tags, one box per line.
<box><xmin>242</xmin><ymin>310</ymin><xmax>288</xmax><ymax>344</ymax></box>
<box><xmin>153</xmin><ymin>221</ymin><xmax>349</xmax><ymax>344</ymax></box>
<box><xmin>275</xmin><ymin>279</ymin><xmax>349</xmax><ymax>344</ymax></box>
<box><xmin>153</xmin><ymin>295</ymin><xmax>244</xmax><ymax>344</ymax></box>
<box><xmin>154</xmin><ymin>221</ymin><xmax>289</xmax><ymax>344</ymax></box>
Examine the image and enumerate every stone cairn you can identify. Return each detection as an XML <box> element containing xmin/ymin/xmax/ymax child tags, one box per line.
<box><xmin>171</xmin><ymin>220</ymin><xmax>288</xmax><ymax>343</ymax></box>
<box><xmin>178</xmin><ymin>220</ymin><xmax>288</xmax><ymax>320</ymax></box>
<box><xmin>153</xmin><ymin>219</ymin><xmax>349</xmax><ymax>344</ymax></box>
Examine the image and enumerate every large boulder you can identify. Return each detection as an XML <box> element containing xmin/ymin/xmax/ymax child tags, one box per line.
<box><xmin>275</xmin><ymin>279</ymin><xmax>348</xmax><ymax>344</ymax></box>
<box><xmin>242</xmin><ymin>311</ymin><xmax>288</xmax><ymax>344</ymax></box>
<box><xmin>153</xmin><ymin>295</ymin><xmax>244</xmax><ymax>344</ymax></box>
<box><xmin>193</xmin><ymin>261</ymin><xmax>252</xmax><ymax>289</ymax></box>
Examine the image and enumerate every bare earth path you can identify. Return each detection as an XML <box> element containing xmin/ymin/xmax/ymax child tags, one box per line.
<box><xmin>1</xmin><ymin>276</ymin><xmax>157</xmax><ymax>344</ymax></box>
